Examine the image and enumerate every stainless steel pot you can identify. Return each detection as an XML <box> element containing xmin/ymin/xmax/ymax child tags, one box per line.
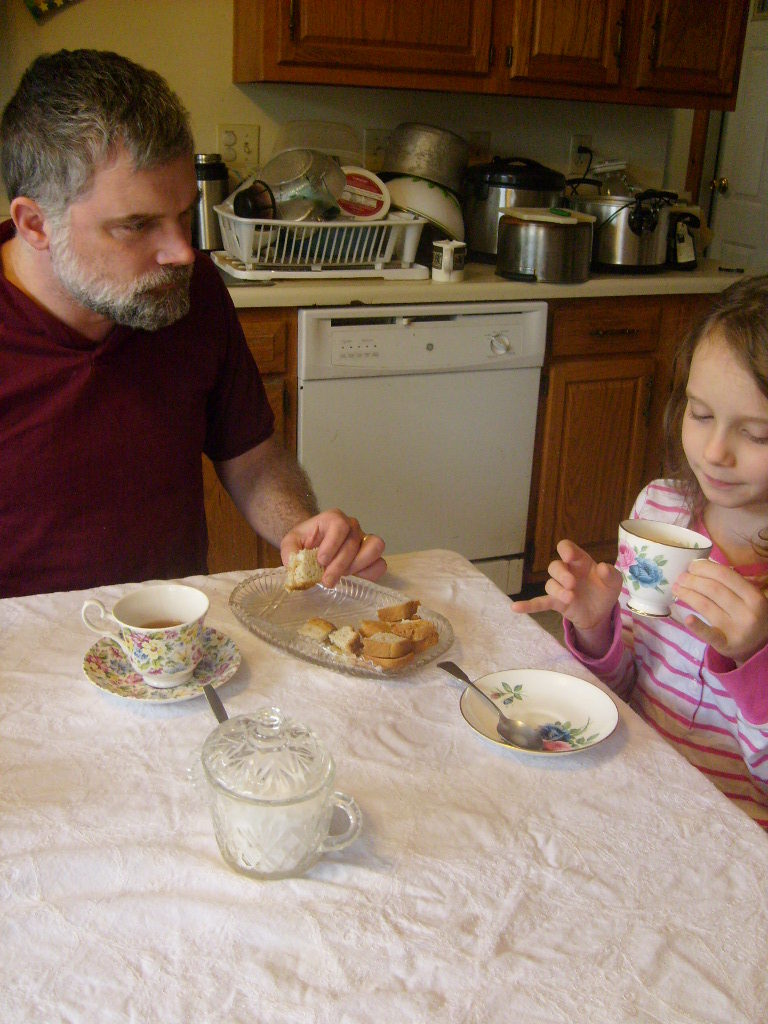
<box><xmin>567</xmin><ymin>186</ymin><xmax>678</xmax><ymax>271</ymax></box>
<box><xmin>495</xmin><ymin>209</ymin><xmax>594</xmax><ymax>284</ymax></box>
<box><xmin>381</xmin><ymin>123</ymin><xmax>469</xmax><ymax>195</ymax></box>
<box><xmin>464</xmin><ymin>157</ymin><xmax>565</xmax><ymax>261</ymax></box>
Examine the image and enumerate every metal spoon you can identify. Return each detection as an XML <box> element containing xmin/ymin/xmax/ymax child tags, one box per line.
<box><xmin>437</xmin><ymin>661</ymin><xmax>544</xmax><ymax>751</ymax></box>
<box><xmin>203</xmin><ymin>683</ymin><xmax>228</xmax><ymax>724</ymax></box>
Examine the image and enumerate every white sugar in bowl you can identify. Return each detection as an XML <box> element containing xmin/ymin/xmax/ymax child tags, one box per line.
<box><xmin>200</xmin><ymin>707</ymin><xmax>361</xmax><ymax>879</ymax></box>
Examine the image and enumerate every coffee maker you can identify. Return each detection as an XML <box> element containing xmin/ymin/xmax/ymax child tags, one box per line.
<box><xmin>667</xmin><ymin>208</ymin><xmax>700</xmax><ymax>270</ymax></box>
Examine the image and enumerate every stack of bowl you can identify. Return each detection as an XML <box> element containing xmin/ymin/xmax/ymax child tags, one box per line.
<box><xmin>380</xmin><ymin>123</ymin><xmax>468</xmax><ymax>246</ymax></box>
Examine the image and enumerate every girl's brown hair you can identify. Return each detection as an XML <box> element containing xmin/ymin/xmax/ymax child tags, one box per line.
<box><xmin>664</xmin><ymin>274</ymin><xmax>768</xmax><ymax>551</ymax></box>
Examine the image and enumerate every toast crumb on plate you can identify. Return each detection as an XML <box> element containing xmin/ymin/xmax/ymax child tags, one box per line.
<box><xmin>285</xmin><ymin>548</ymin><xmax>323</xmax><ymax>591</ymax></box>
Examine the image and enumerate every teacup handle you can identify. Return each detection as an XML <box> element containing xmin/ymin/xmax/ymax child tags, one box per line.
<box><xmin>81</xmin><ymin>599</ymin><xmax>130</xmax><ymax>657</ymax></box>
<box><xmin>320</xmin><ymin>792</ymin><xmax>362</xmax><ymax>854</ymax></box>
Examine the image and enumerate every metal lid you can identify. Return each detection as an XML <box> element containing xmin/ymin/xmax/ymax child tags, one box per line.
<box><xmin>201</xmin><ymin>707</ymin><xmax>332</xmax><ymax>802</ymax></box>
<box><xmin>195</xmin><ymin>153</ymin><xmax>224</xmax><ymax>164</ymax></box>
<box><xmin>466</xmin><ymin>157</ymin><xmax>565</xmax><ymax>190</ymax></box>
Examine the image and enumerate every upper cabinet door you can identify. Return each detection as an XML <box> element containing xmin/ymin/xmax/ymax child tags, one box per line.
<box><xmin>632</xmin><ymin>0</ymin><xmax>748</xmax><ymax>95</ymax></box>
<box><xmin>509</xmin><ymin>0</ymin><xmax>625</xmax><ymax>86</ymax></box>
<box><xmin>236</xmin><ymin>0</ymin><xmax>494</xmax><ymax>82</ymax></box>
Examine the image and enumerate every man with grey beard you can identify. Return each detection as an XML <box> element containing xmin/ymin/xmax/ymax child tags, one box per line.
<box><xmin>0</xmin><ymin>50</ymin><xmax>385</xmax><ymax>597</ymax></box>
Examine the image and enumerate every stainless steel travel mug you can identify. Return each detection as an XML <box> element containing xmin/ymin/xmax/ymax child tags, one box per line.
<box><xmin>192</xmin><ymin>153</ymin><xmax>228</xmax><ymax>251</ymax></box>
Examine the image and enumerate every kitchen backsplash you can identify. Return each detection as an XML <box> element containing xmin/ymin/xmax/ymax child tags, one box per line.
<box><xmin>0</xmin><ymin>0</ymin><xmax>693</xmax><ymax>216</ymax></box>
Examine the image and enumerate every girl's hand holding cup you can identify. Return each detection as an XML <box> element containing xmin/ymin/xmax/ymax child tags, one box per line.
<box><xmin>673</xmin><ymin>560</ymin><xmax>768</xmax><ymax>665</ymax></box>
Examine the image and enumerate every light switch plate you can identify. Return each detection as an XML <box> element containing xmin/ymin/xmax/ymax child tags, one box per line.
<box><xmin>363</xmin><ymin>128</ymin><xmax>392</xmax><ymax>172</ymax></box>
<box><xmin>217</xmin><ymin>123</ymin><xmax>260</xmax><ymax>178</ymax></box>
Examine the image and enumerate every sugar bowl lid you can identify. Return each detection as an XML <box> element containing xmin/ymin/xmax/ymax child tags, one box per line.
<box><xmin>201</xmin><ymin>706</ymin><xmax>332</xmax><ymax>802</ymax></box>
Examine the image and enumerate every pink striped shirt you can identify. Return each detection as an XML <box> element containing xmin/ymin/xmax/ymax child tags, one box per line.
<box><xmin>565</xmin><ymin>479</ymin><xmax>768</xmax><ymax>829</ymax></box>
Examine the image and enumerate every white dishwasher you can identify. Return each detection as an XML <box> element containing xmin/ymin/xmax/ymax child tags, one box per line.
<box><xmin>297</xmin><ymin>301</ymin><xmax>547</xmax><ymax>594</ymax></box>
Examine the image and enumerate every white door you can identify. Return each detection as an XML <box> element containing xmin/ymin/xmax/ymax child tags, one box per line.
<box><xmin>707</xmin><ymin>4</ymin><xmax>768</xmax><ymax>272</ymax></box>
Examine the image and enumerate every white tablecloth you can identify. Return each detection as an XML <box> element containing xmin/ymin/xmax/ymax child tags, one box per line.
<box><xmin>2</xmin><ymin>550</ymin><xmax>766</xmax><ymax>1024</ymax></box>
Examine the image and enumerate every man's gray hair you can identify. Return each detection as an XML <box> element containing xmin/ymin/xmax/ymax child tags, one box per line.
<box><xmin>1</xmin><ymin>49</ymin><xmax>194</xmax><ymax>215</ymax></box>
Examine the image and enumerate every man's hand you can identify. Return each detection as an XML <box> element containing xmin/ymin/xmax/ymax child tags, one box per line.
<box><xmin>281</xmin><ymin>511</ymin><xmax>386</xmax><ymax>588</ymax></box>
<box><xmin>673</xmin><ymin>560</ymin><xmax>768</xmax><ymax>665</ymax></box>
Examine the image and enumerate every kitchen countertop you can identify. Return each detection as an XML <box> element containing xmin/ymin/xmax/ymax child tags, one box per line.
<box><xmin>224</xmin><ymin>257</ymin><xmax>743</xmax><ymax>308</ymax></box>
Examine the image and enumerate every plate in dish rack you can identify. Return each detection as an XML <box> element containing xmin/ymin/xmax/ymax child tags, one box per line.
<box><xmin>229</xmin><ymin>569</ymin><xmax>453</xmax><ymax>677</ymax></box>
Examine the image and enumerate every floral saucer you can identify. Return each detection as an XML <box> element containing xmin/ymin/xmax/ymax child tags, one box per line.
<box><xmin>459</xmin><ymin>668</ymin><xmax>619</xmax><ymax>756</ymax></box>
<box><xmin>83</xmin><ymin>627</ymin><xmax>241</xmax><ymax>703</ymax></box>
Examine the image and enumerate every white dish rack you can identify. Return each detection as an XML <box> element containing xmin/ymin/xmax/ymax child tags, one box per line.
<box><xmin>212</xmin><ymin>206</ymin><xmax>429</xmax><ymax>280</ymax></box>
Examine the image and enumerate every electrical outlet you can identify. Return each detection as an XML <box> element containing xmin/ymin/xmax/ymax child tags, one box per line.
<box><xmin>467</xmin><ymin>130</ymin><xmax>491</xmax><ymax>165</ymax></box>
<box><xmin>568</xmin><ymin>133</ymin><xmax>592</xmax><ymax>176</ymax></box>
<box><xmin>363</xmin><ymin>128</ymin><xmax>392</xmax><ymax>172</ymax></box>
<box><xmin>217</xmin><ymin>124</ymin><xmax>260</xmax><ymax>177</ymax></box>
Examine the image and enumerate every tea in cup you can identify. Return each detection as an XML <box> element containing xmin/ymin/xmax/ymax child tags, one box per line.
<box><xmin>81</xmin><ymin>583</ymin><xmax>209</xmax><ymax>686</ymax></box>
<box><xmin>618</xmin><ymin>519</ymin><xmax>713</xmax><ymax>616</ymax></box>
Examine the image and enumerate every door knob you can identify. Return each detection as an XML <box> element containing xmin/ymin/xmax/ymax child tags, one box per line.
<box><xmin>710</xmin><ymin>176</ymin><xmax>729</xmax><ymax>195</ymax></box>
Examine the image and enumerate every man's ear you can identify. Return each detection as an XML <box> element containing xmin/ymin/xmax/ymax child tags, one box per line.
<box><xmin>10</xmin><ymin>196</ymin><xmax>53</xmax><ymax>251</ymax></box>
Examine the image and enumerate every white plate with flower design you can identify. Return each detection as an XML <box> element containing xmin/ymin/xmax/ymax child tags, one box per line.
<box><xmin>83</xmin><ymin>627</ymin><xmax>241</xmax><ymax>703</ymax></box>
<box><xmin>460</xmin><ymin>668</ymin><xmax>619</xmax><ymax>756</ymax></box>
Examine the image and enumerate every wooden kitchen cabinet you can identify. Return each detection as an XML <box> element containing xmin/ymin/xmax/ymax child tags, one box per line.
<box><xmin>234</xmin><ymin>0</ymin><xmax>497</xmax><ymax>91</ymax></box>
<box><xmin>630</xmin><ymin>0</ymin><xmax>747</xmax><ymax>96</ymax></box>
<box><xmin>506</xmin><ymin>0</ymin><xmax>748</xmax><ymax>104</ymax></box>
<box><xmin>234</xmin><ymin>0</ymin><xmax>749</xmax><ymax>109</ymax></box>
<box><xmin>203</xmin><ymin>307</ymin><xmax>298</xmax><ymax>574</ymax></box>
<box><xmin>507</xmin><ymin>0</ymin><xmax>624</xmax><ymax>88</ymax></box>
<box><xmin>526</xmin><ymin>292</ymin><xmax>715</xmax><ymax>580</ymax></box>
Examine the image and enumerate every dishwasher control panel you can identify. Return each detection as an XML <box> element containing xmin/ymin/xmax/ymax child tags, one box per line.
<box><xmin>299</xmin><ymin>302</ymin><xmax>547</xmax><ymax>380</ymax></box>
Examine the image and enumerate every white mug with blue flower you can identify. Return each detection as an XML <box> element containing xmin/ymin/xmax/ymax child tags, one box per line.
<box><xmin>618</xmin><ymin>519</ymin><xmax>713</xmax><ymax>617</ymax></box>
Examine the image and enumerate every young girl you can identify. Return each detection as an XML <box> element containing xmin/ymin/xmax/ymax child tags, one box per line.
<box><xmin>514</xmin><ymin>275</ymin><xmax>768</xmax><ymax>829</ymax></box>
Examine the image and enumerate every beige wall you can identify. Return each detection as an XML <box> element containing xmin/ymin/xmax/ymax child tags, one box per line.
<box><xmin>0</xmin><ymin>0</ymin><xmax>693</xmax><ymax>215</ymax></box>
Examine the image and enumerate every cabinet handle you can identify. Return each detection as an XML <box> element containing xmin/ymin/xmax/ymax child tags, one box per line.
<box><xmin>614</xmin><ymin>12</ymin><xmax>624</xmax><ymax>67</ymax></box>
<box><xmin>643</xmin><ymin>376</ymin><xmax>655</xmax><ymax>422</ymax></box>
<box><xmin>505</xmin><ymin>45</ymin><xmax>514</xmax><ymax>67</ymax></box>
<box><xmin>589</xmin><ymin>327</ymin><xmax>641</xmax><ymax>337</ymax></box>
<box><xmin>649</xmin><ymin>14</ymin><xmax>661</xmax><ymax>68</ymax></box>
<box><xmin>289</xmin><ymin>0</ymin><xmax>296</xmax><ymax>41</ymax></box>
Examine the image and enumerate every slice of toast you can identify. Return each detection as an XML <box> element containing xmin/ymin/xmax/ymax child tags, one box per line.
<box><xmin>362</xmin><ymin>632</ymin><xmax>414</xmax><ymax>660</ymax></box>
<box><xmin>358</xmin><ymin>619</ymin><xmax>397</xmax><ymax>638</ymax></box>
<box><xmin>297</xmin><ymin>617</ymin><xmax>336</xmax><ymax>642</ymax></box>
<box><xmin>366</xmin><ymin>650</ymin><xmax>416</xmax><ymax>671</ymax></box>
<box><xmin>377</xmin><ymin>599</ymin><xmax>420</xmax><ymax>622</ymax></box>
<box><xmin>390</xmin><ymin>618</ymin><xmax>436</xmax><ymax>642</ymax></box>
<box><xmin>328</xmin><ymin>625</ymin><xmax>362</xmax><ymax>655</ymax></box>
<box><xmin>284</xmin><ymin>548</ymin><xmax>323</xmax><ymax>592</ymax></box>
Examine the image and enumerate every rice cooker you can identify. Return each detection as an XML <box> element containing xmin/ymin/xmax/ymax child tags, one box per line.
<box><xmin>566</xmin><ymin>177</ymin><xmax>680</xmax><ymax>272</ymax></box>
<box><xmin>463</xmin><ymin>157</ymin><xmax>566</xmax><ymax>261</ymax></box>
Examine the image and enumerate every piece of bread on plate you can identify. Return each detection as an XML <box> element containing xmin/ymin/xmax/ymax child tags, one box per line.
<box><xmin>328</xmin><ymin>625</ymin><xmax>362</xmax><ymax>655</ymax></box>
<box><xmin>366</xmin><ymin>650</ymin><xmax>415</xmax><ymax>671</ymax></box>
<box><xmin>362</xmin><ymin>632</ymin><xmax>414</xmax><ymax>660</ymax></box>
<box><xmin>390</xmin><ymin>618</ymin><xmax>436</xmax><ymax>642</ymax></box>
<box><xmin>297</xmin><ymin>618</ymin><xmax>336</xmax><ymax>642</ymax></box>
<box><xmin>377</xmin><ymin>599</ymin><xmax>420</xmax><ymax>622</ymax></box>
<box><xmin>358</xmin><ymin>619</ymin><xmax>397</xmax><ymax>638</ymax></box>
<box><xmin>284</xmin><ymin>548</ymin><xmax>323</xmax><ymax>591</ymax></box>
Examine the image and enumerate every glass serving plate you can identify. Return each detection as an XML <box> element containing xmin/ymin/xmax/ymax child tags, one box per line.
<box><xmin>229</xmin><ymin>569</ymin><xmax>454</xmax><ymax>678</ymax></box>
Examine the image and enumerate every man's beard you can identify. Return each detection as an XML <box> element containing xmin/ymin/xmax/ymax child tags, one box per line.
<box><xmin>48</xmin><ymin>220</ymin><xmax>193</xmax><ymax>331</ymax></box>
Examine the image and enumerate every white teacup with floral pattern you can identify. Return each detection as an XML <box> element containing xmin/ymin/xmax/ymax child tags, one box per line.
<box><xmin>618</xmin><ymin>519</ymin><xmax>713</xmax><ymax>616</ymax></box>
<box><xmin>82</xmin><ymin>583</ymin><xmax>209</xmax><ymax>686</ymax></box>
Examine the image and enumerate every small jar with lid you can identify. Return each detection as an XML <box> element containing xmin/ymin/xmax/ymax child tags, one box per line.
<box><xmin>201</xmin><ymin>706</ymin><xmax>361</xmax><ymax>879</ymax></box>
